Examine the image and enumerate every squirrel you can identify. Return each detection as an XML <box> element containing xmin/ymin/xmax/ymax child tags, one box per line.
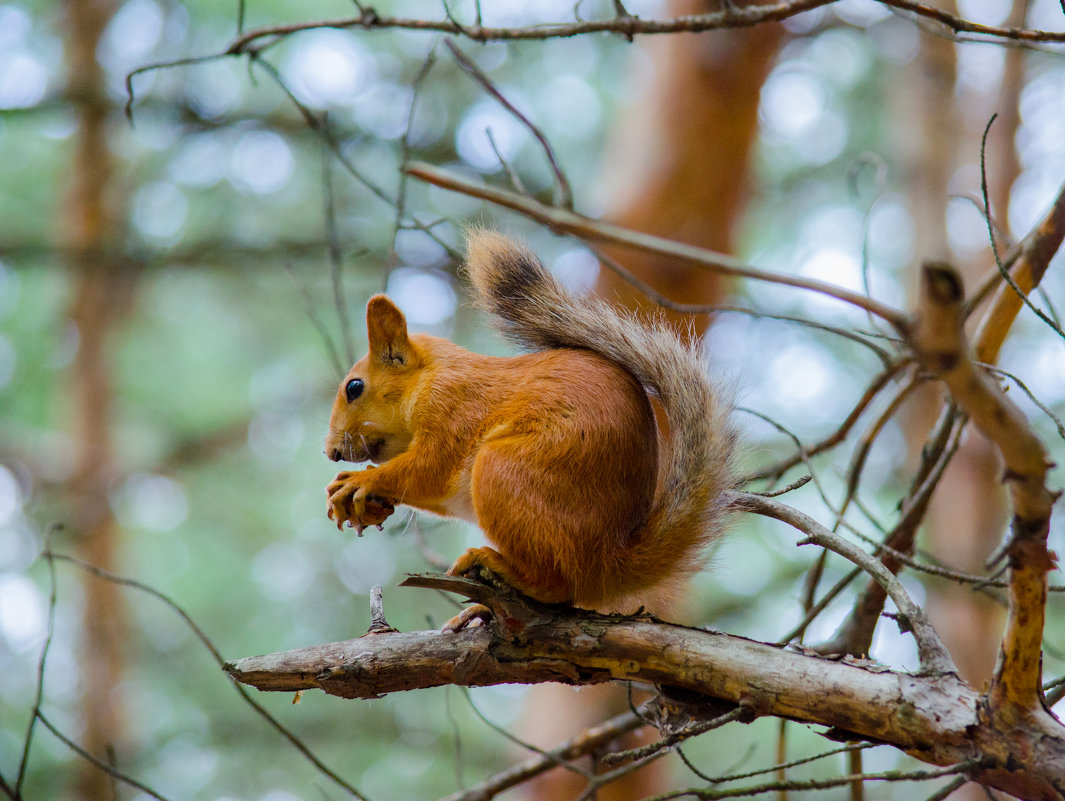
<box><xmin>324</xmin><ymin>231</ymin><xmax>736</xmax><ymax>629</ymax></box>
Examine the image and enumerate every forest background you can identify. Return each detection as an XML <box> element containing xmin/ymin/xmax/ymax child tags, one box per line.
<box><xmin>1</xmin><ymin>0</ymin><xmax>1065</xmax><ymax>799</ymax></box>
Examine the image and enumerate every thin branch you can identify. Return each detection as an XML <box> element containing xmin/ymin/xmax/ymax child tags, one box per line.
<box><xmin>246</xmin><ymin>53</ymin><xmax>463</xmax><ymax>264</ymax></box>
<box><xmin>592</xmin><ymin>246</ymin><xmax>894</xmax><ymax>365</ymax></box>
<box><xmin>395</xmin><ymin>45</ymin><xmax>439</xmax><ymax>259</ymax></box>
<box><xmin>748</xmin><ymin>475</ymin><xmax>812</xmax><ymax>498</ymax></box>
<box><xmin>445</xmin><ymin>39</ymin><xmax>573</xmax><ymax>209</ymax></box>
<box><xmin>436</xmin><ymin>706</ymin><xmax>647</xmax><ymax>801</ymax></box>
<box><xmin>817</xmin><ymin>406</ymin><xmax>967</xmax><ymax>657</ymax></box>
<box><xmin>982</xmin><ymin>362</ymin><xmax>1065</xmax><ymax>442</ymax></box>
<box><xmin>225</xmin><ymin>1</ymin><xmax>834</xmax><ymax>53</ymax></box>
<box><xmin>746</xmin><ymin>360</ymin><xmax>910</xmax><ymax>482</ymax></box>
<box><xmin>731</xmin><ymin>491</ymin><xmax>957</xmax><ymax>675</ymax></box>
<box><xmin>710</xmin><ymin>743</ymin><xmax>877</xmax><ymax>786</ymax></box>
<box><xmin>209</xmin><ymin>1</ymin><xmax>1065</xmax><ymax>56</ymax></box>
<box><xmin>978</xmin><ymin>116</ymin><xmax>1065</xmax><ymax>346</ymax></box>
<box><xmin>406</xmin><ymin>162</ymin><xmax>909</xmax><ymax>327</ymax></box>
<box><xmin>48</xmin><ymin>551</ymin><xmax>372</xmax><ymax>801</ymax></box>
<box><xmin>777</xmin><ymin>565</ymin><xmax>863</xmax><ymax>646</ymax></box>
<box><xmin>459</xmin><ymin>687</ymin><xmax>594</xmax><ymax>779</ymax></box>
<box><xmin>840</xmin><ymin>375</ymin><xmax>923</xmax><ymax>505</ymax></box>
<box><xmin>15</xmin><ymin>539</ymin><xmax>59</xmax><ymax>797</ymax></box>
<box><xmin>284</xmin><ymin>261</ymin><xmax>346</xmax><ymax>380</ymax></box>
<box><xmin>644</xmin><ymin>761</ymin><xmax>978</xmax><ymax>801</ymax></box>
<box><xmin>920</xmin><ymin>776</ymin><xmax>970</xmax><ymax>801</ymax></box>
<box><xmin>485</xmin><ymin>127</ymin><xmax>528</xmax><ymax>195</ymax></box>
<box><xmin>600</xmin><ymin>707</ymin><xmax>748</xmax><ymax>767</ymax></box>
<box><xmin>735</xmin><ymin>407</ymin><xmax>836</xmax><ymax>514</ymax></box>
<box><xmin>877</xmin><ymin>0</ymin><xmax>1065</xmax><ymax>43</ymax></box>
<box><xmin>35</xmin><ymin>713</ymin><xmax>172</xmax><ymax>801</ymax></box>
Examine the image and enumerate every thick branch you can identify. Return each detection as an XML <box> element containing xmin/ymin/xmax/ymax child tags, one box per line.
<box><xmin>973</xmin><ymin>177</ymin><xmax>1065</xmax><ymax>363</ymax></box>
<box><xmin>225</xmin><ymin>575</ymin><xmax>1065</xmax><ymax>799</ymax></box>
<box><xmin>911</xmin><ymin>263</ymin><xmax>1058</xmax><ymax>712</ymax></box>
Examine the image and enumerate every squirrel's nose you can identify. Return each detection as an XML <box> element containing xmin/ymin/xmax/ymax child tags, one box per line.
<box><xmin>328</xmin><ymin>448</ymin><xmax>343</xmax><ymax>462</ymax></box>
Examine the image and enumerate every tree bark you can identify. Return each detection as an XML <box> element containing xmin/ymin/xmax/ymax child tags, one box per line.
<box><xmin>225</xmin><ymin>572</ymin><xmax>1065</xmax><ymax>800</ymax></box>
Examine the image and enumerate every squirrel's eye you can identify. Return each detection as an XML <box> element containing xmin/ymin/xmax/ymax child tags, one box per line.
<box><xmin>345</xmin><ymin>379</ymin><xmax>364</xmax><ymax>403</ymax></box>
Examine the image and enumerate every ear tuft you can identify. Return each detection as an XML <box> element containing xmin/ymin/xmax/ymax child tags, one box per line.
<box><xmin>366</xmin><ymin>295</ymin><xmax>412</xmax><ymax>366</ymax></box>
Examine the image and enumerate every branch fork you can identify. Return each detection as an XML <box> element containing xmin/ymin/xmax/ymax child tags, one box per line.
<box><xmin>909</xmin><ymin>261</ymin><xmax>1059</xmax><ymax>715</ymax></box>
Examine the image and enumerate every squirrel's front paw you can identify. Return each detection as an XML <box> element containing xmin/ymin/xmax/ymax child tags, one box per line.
<box><xmin>326</xmin><ymin>472</ymin><xmax>395</xmax><ymax>535</ymax></box>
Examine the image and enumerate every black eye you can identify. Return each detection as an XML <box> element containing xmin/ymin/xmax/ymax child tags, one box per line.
<box><xmin>345</xmin><ymin>379</ymin><xmax>364</xmax><ymax>403</ymax></box>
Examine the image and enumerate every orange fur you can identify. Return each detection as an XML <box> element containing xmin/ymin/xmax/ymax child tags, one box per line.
<box><xmin>324</xmin><ymin>233</ymin><xmax>735</xmax><ymax>620</ymax></box>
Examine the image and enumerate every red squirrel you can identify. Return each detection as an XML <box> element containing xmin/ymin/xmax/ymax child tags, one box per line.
<box><xmin>324</xmin><ymin>232</ymin><xmax>736</xmax><ymax>627</ymax></box>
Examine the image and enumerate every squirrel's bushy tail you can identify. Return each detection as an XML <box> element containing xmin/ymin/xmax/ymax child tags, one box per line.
<box><xmin>466</xmin><ymin>231</ymin><xmax>737</xmax><ymax>600</ymax></box>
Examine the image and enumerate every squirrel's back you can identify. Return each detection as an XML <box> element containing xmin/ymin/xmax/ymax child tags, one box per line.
<box><xmin>466</xmin><ymin>231</ymin><xmax>737</xmax><ymax>606</ymax></box>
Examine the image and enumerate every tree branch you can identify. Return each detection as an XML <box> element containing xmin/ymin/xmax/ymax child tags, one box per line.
<box><xmin>909</xmin><ymin>263</ymin><xmax>1059</xmax><ymax>713</ymax></box>
<box><xmin>404</xmin><ymin>162</ymin><xmax>908</xmax><ymax>327</ymax></box>
<box><xmin>225</xmin><ymin>572</ymin><xmax>1065</xmax><ymax>798</ymax></box>
<box><xmin>203</xmin><ymin>0</ymin><xmax>1065</xmax><ymax>56</ymax></box>
<box><xmin>730</xmin><ymin>491</ymin><xmax>957</xmax><ymax>675</ymax></box>
<box><xmin>437</xmin><ymin>705</ymin><xmax>648</xmax><ymax>801</ymax></box>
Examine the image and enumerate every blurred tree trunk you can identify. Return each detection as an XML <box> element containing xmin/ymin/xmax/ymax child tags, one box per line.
<box><xmin>62</xmin><ymin>0</ymin><xmax>137</xmax><ymax>798</ymax></box>
<box><xmin>594</xmin><ymin>0</ymin><xmax>782</xmax><ymax>333</ymax></box>
<box><xmin>519</xmin><ymin>4</ymin><xmax>784</xmax><ymax>798</ymax></box>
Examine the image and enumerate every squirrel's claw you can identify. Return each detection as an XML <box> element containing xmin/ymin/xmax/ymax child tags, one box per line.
<box><xmin>326</xmin><ymin>474</ymin><xmax>395</xmax><ymax>534</ymax></box>
<box><xmin>441</xmin><ymin>603</ymin><xmax>493</xmax><ymax>633</ymax></box>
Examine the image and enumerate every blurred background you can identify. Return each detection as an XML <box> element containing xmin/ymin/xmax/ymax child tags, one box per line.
<box><xmin>1</xmin><ymin>0</ymin><xmax>1064</xmax><ymax>799</ymax></box>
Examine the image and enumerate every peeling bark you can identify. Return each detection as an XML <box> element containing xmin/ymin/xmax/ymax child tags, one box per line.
<box><xmin>226</xmin><ymin>573</ymin><xmax>1065</xmax><ymax>799</ymax></box>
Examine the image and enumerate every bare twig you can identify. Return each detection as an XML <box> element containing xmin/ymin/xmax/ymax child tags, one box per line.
<box><xmin>777</xmin><ymin>565</ymin><xmax>863</xmax><ymax>646</ymax></box>
<box><xmin>367</xmin><ymin>586</ymin><xmax>398</xmax><ymax>634</ymax></box>
<box><xmin>459</xmin><ymin>687</ymin><xmax>593</xmax><ymax>780</ymax></box>
<box><xmin>35</xmin><ymin>713</ymin><xmax>172</xmax><ymax>801</ymax></box>
<box><xmin>749</xmin><ymin>475</ymin><xmax>812</xmax><ymax>498</ymax></box>
<box><xmin>818</xmin><ymin>407</ymin><xmax>967</xmax><ymax>657</ymax></box>
<box><xmin>204</xmin><ymin>1</ymin><xmax>1065</xmax><ymax>59</ymax></box>
<box><xmin>747</xmin><ymin>360</ymin><xmax>910</xmax><ymax>482</ymax></box>
<box><xmin>978</xmin><ymin>116</ymin><xmax>1065</xmax><ymax>346</ymax></box>
<box><xmin>710</xmin><ymin>743</ymin><xmax>876</xmax><ymax>786</ymax></box>
<box><xmin>245</xmin><ymin>53</ymin><xmax>462</xmax><ymax>264</ymax></box>
<box><xmin>982</xmin><ymin>362</ymin><xmax>1065</xmax><ymax>442</ymax></box>
<box><xmin>48</xmin><ymin>551</ymin><xmax>372</xmax><ymax>801</ymax></box>
<box><xmin>592</xmin><ymin>246</ymin><xmax>895</xmax><ymax>364</ymax></box>
<box><xmin>394</xmin><ymin>44</ymin><xmax>439</xmax><ymax>267</ymax></box>
<box><xmin>600</xmin><ymin>707</ymin><xmax>748</xmax><ymax>767</ymax></box>
<box><xmin>406</xmin><ymin>162</ymin><xmax>909</xmax><ymax>327</ymax></box>
<box><xmin>445</xmin><ymin>39</ymin><xmax>573</xmax><ymax>209</ymax></box>
<box><xmin>731</xmin><ymin>491</ymin><xmax>957</xmax><ymax>675</ymax></box>
<box><xmin>920</xmin><ymin>776</ymin><xmax>970</xmax><ymax>801</ymax></box>
<box><xmin>643</xmin><ymin>761</ymin><xmax>978</xmax><ymax>800</ymax></box>
<box><xmin>284</xmin><ymin>262</ymin><xmax>346</xmax><ymax>379</ymax></box>
<box><xmin>436</xmin><ymin>706</ymin><xmax>647</xmax><ymax>801</ymax></box>
<box><xmin>15</xmin><ymin>540</ymin><xmax>59</xmax><ymax>797</ymax></box>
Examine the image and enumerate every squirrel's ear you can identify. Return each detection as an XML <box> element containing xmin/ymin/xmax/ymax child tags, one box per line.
<box><xmin>366</xmin><ymin>295</ymin><xmax>412</xmax><ymax>367</ymax></box>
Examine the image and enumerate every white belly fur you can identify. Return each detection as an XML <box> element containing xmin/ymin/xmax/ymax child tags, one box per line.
<box><xmin>440</xmin><ymin>458</ymin><xmax>479</xmax><ymax>525</ymax></box>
